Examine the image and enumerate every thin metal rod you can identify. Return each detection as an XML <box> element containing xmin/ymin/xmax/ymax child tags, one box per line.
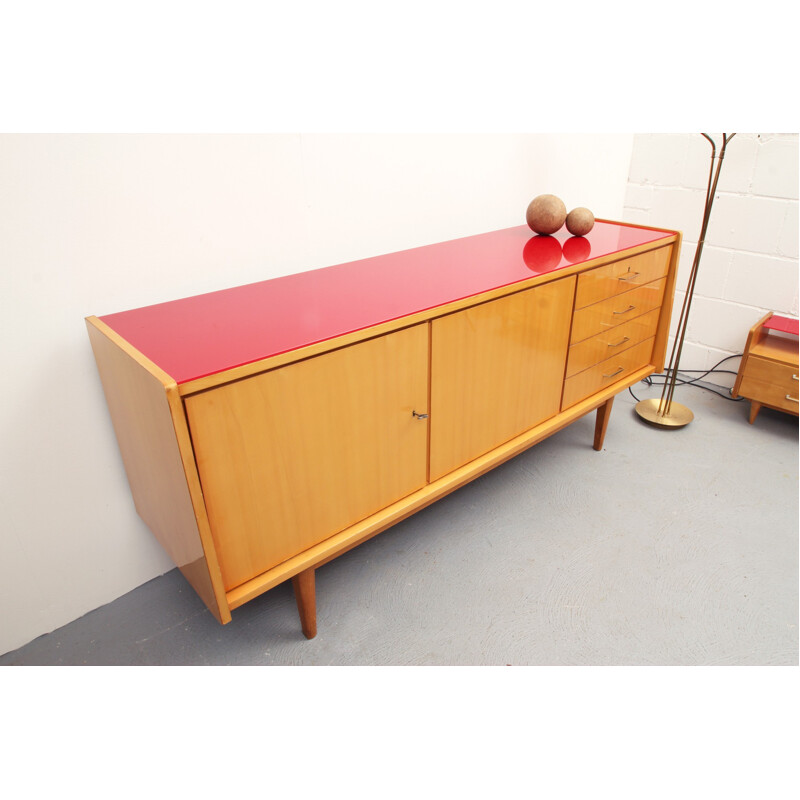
<box><xmin>658</xmin><ymin>136</ymin><xmax>717</xmax><ymax>414</ymax></box>
<box><xmin>662</xmin><ymin>143</ymin><xmax>723</xmax><ymax>413</ymax></box>
<box><xmin>657</xmin><ymin>133</ymin><xmax>735</xmax><ymax>417</ymax></box>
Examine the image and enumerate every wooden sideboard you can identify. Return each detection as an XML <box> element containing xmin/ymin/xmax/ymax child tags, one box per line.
<box><xmin>86</xmin><ymin>220</ymin><xmax>681</xmax><ymax>637</ymax></box>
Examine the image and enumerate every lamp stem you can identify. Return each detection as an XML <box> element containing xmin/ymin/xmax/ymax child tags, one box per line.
<box><xmin>657</xmin><ymin>133</ymin><xmax>735</xmax><ymax>417</ymax></box>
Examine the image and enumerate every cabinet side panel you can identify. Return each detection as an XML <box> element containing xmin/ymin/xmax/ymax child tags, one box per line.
<box><xmin>86</xmin><ymin>318</ymin><xmax>229</xmax><ymax>623</ymax></box>
<box><xmin>650</xmin><ymin>241</ymin><xmax>680</xmax><ymax>372</ymax></box>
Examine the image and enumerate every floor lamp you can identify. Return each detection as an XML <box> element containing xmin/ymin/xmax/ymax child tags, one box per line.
<box><xmin>636</xmin><ymin>133</ymin><xmax>736</xmax><ymax>428</ymax></box>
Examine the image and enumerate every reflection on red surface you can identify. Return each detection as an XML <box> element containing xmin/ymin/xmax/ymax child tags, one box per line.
<box><xmin>522</xmin><ymin>235</ymin><xmax>562</xmax><ymax>271</ymax></box>
<box><xmin>562</xmin><ymin>235</ymin><xmax>592</xmax><ymax>263</ymax></box>
<box><xmin>100</xmin><ymin>222</ymin><xmax>673</xmax><ymax>384</ymax></box>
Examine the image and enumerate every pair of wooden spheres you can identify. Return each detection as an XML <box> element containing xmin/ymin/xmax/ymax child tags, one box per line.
<box><xmin>525</xmin><ymin>194</ymin><xmax>595</xmax><ymax>237</ymax></box>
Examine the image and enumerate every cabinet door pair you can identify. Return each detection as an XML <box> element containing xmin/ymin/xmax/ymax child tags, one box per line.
<box><xmin>186</xmin><ymin>276</ymin><xmax>575</xmax><ymax>591</ymax></box>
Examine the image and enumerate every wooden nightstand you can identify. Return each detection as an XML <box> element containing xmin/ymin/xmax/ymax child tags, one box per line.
<box><xmin>732</xmin><ymin>312</ymin><xmax>799</xmax><ymax>423</ymax></box>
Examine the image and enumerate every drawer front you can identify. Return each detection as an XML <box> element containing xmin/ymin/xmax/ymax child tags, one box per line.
<box><xmin>739</xmin><ymin>374</ymin><xmax>800</xmax><ymax>414</ymax></box>
<box><xmin>575</xmin><ymin>247</ymin><xmax>671</xmax><ymax>309</ymax></box>
<box><xmin>570</xmin><ymin>278</ymin><xmax>666</xmax><ymax>344</ymax></box>
<box><xmin>566</xmin><ymin>308</ymin><xmax>660</xmax><ymax>377</ymax></box>
<box><xmin>742</xmin><ymin>355</ymin><xmax>799</xmax><ymax>390</ymax></box>
<box><xmin>562</xmin><ymin>337</ymin><xmax>655</xmax><ymax>410</ymax></box>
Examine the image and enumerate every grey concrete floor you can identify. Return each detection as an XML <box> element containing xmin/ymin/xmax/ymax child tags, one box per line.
<box><xmin>2</xmin><ymin>384</ymin><xmax>797</xmax><ymax>666</ymax></box>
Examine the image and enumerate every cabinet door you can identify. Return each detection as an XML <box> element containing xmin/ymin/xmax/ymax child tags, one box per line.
<box><xmin>429</xmin><ymin>277</ymin><xmax>575</xmax><ymax>482</ymax></box>
<box><xmin>185</xmin><ymin>324</ymin><xmax>429</xmax><ymax>591</ymax></box>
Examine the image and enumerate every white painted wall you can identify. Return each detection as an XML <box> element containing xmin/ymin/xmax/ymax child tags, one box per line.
<box><xmin>0</xmin><ymin>133</ymin><xmax>635</xmax><ymax>655</ymax></box>
<box><xmin>624</xmin><ymin>133</ymin><xmax>799</xmax><ymax>388</ymax></box>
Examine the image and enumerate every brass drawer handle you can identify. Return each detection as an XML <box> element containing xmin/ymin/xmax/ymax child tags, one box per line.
<box><xmin>618</xmin><ymin>272</ymin><xmax>641</xmax><ymax>282</ymax></box>
<box><xmin>412</xmin><ymin>410</ymin><xmax>429</xmax><ymax>419</ymax></box>
<box><xmin>786</xmin><ymin>394</ymin><xmax>798</xmax><ymax>403</ymax></box>
<box><xmin>613</xmin><ymin>305</ymin><xmax>636</xmax><ymax>315</ymax></box>
<box><xmin>603</xmin><ymin>366</ymin><xmax>625</xmax><ymax>379</ymax></box>
<box><xmin>608</xmin><ymin>336</ymin><xmax>630</xmax><ymax>347</ymax></box>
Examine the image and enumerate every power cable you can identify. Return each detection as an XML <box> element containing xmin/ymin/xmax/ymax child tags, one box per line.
<box><xmin>628</xmin><ymin>353</ymin><xmax>745</xmax><ymax>403</ymax></box>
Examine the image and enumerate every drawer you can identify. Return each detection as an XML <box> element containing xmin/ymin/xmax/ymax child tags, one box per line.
<box><xmin>738</xmin><ymin>374</ymin><xmax>800</xmax><ymax>415</ymax></box>
<box><xmin>741</xmin><ymin>355</ymin><xmax>799</xmax><ymax>390</ymax></box>
<box><xmin>566</xmin><ymin>308</ymin><xmax>660</xmax><ymax>377</ymax></box>
<box><xmin>575</xmin><ymin>247</ymin><xmax>671</xmax><ymax>309</ymax></box>
<box><xmin>562</xmin><ymin>337</ymin><xmax>655</xmax><ymax>410</ymax></box>
<box><xmin>570</xmin><ymin>278</ymin><xmax>666</xmax><ymax>344</ymax></box>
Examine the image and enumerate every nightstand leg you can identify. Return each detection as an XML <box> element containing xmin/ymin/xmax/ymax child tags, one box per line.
<box><xmin>292</xmin><ymin>567</ymin><xmax>317</xmax><ymax>639</ymax></box>
<box><xmin>748</xmin><ymin>401</ymin><xmax>761</xmax><ymax>424</ymax></box>
<box><xmin>593</xmin><ymin>397</ymin><xmax>614</xmax><ymax>451</ymax></box>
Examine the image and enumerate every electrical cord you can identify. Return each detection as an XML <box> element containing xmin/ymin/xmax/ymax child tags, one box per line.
<box><xmin>628</xmin><ymin>353</ymin><xmax>745</xmax><ymax>403</ymax></box>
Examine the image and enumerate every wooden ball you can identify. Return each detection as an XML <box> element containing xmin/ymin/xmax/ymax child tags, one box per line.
<box><xmin>526</xmin><ymin>194</ymin><xmax>567</xmax><ymax>235</ymax></box>
<box><xmin>565</xmin><ymin>207</ymin><xmax>595</xmax><ymax>237</ymax></box>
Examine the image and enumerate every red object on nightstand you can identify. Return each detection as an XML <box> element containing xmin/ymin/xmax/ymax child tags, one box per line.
<box><xmin>762</xmin><ymin>315</ymin><xmax>799</xmax><ymax>337</ymax></box>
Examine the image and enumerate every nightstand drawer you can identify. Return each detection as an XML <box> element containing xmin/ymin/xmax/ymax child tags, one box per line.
<box><xmin>566</xmin><ymin>308</ymin><xmax>660</xmax><ymax>377</ymax></box>
<box><xmin>575</xmin><ymin>247</ymin><xmax>671</xmax><ymax>309</ymax></box>
<box><xmin>741</xmin><ymin>356</ymin><xmax>799</xmax><ymax>390</ymax></box>
<box><xmin>562</xmin><ymin>337</ymin><xmax>655</xmax><ymax>409</ymax></box>
<box><xmin>570</xmin><ymin>278</ymin><xmax>666</xmax><ymax>344</ymax></box>
<box><xmin>738</xmin><ymin>375</ymin><xmax>799</xmax><ymax>414</ymax></box>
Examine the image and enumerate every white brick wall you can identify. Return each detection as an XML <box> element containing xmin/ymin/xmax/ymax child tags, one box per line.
<box><xmin>624</xmin><ymin>133</ymin><xmax>799</xmax><ymax>389</ymax></box>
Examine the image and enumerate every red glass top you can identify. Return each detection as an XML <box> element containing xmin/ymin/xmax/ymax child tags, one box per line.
<box><xmin>100</xmin><ymin>221</ymin><xmax>673</xmax><ymax>384</ymax></box>
<box><xmin>763</xmin><ymin>315</ymin><xmax>799</xmax><ymax>336</ymax></box>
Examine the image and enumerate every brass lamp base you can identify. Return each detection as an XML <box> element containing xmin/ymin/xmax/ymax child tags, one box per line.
<box><xmin>635</xmin><ymin>398</ymin><xmax>694</xmax><ymax>428</ymax></box>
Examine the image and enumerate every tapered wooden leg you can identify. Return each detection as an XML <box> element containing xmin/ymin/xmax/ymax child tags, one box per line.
<box><xmin>292</xmin><ymin>568</ymin><xmax>317</xmax><ymax>639</ymax></box>
<box><xmin>748</xmin><ymin>401</ymin><xmax>761</xmax><ymax>424</ymax></box>
<box><xmin>593</xmin><ymin>397</ymin><xmax>614</xmax><ymax>451</ymax></box>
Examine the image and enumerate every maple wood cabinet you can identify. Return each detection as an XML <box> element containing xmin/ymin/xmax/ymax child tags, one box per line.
<box><xmin>87</xmin><ymin>221</ymin><xmax>680</xmax><ymax>637</ymax></box>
